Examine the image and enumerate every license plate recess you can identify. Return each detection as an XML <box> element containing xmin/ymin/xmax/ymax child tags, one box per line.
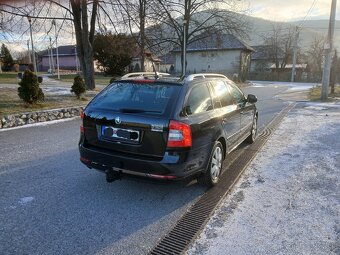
<box><xmin>101</xmin><ymin>126</ymin><xmax>140</xmax><ymax>143</ymax></box>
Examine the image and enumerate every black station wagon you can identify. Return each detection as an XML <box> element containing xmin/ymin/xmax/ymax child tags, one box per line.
<box><xmin>79</xmin><ymin>73</ymin><xmax>258</xmax><ymax>186</ymax></box>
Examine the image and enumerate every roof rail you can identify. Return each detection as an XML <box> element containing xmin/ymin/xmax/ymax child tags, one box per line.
<box><xmin>120</xmin><ymin>72</ymin><xmax>170</xmax><ymax>80</ymax></box>
<box><xmin>182</xmin><ymin>73</ymin><xmax>228</xmax><ymax>82</ymax></box>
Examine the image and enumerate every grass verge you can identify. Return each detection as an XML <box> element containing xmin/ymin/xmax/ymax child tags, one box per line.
<box><xmin>50</xmin><ymin>73</ymin><xmax>113</xmax><ymax>86</ymax></box>
<box><xmin>0</xmin><ymin>72</ymin><xmax>113</xmax><ymax>86</ymax></box>
<box><xmin>0</xmin><ymin>88</ymin><xmax>93</xmax><ymax>118</ymax></box>
<box><xmin>0</xmin><ymin>72</ymin><xmax>21</xmax><ymax>84</ymax></box>
<box><xmin>309</xmin><ymin>85</ymin><xmax>340</xmax><ymax>101</ymax></box>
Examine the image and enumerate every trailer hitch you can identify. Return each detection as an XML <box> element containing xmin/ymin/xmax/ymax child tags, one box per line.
<box><xmin>105</xmin><ymin>169</ymin><xmax>121</xmax><ymax>183</ymax></box>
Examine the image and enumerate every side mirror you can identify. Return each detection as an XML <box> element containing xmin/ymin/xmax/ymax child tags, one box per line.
<box><xmin>247</xmin><ymin>94</ymin><xmax>257</xmax><ymax>103</ymax></box>
<box><xmin>181</xmin><ymin>106</ymin><xmax>192</xmax><ymax>116</ymax></box>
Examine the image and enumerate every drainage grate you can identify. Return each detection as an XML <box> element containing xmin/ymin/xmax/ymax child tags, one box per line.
<box><xmin>149</xmin><ymin>103</ymin><xmax>296</xmax><ymax>255</ymax></box>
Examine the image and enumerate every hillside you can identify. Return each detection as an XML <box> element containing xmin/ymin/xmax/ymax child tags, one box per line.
<box><xmin>147</xmin><ymin>10</ymin><xmax>339</xmax><ymax>53</ymax></box>
<box><xmin>244</xmin><ymin>16</ymin><xmax>340</xmax><ymax>50</ymax></box>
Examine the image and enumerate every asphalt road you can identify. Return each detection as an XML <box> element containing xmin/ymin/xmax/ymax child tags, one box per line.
<box><xmin>0</xmin><ymin>83</ymin><xmax>291</xmax><ymax>255</ymax></box>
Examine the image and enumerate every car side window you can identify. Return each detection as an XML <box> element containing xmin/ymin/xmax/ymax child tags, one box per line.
<box><xmin>229</xmin><ymin>83</ymin><xmax>245</xmax><ymax>104</ymax></box>
<box><xmin>185</xmin><ymin>83</ymin><xmax>213</xmax><ymax>115</ymax></box>
<box><xmin>211</xmin><ymin>81</ymin><xmax>234</xmax><ymax>108</ymax></box>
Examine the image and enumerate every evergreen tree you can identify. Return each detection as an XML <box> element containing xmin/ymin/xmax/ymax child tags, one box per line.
<box><xmin>71</xmin><ymin>75</ymin><xmax>86</xmax><ymax>99</ymax></box>
<box><xmin>18</xmin><ymin>70</ymin><xmax>44</xmax><ymax>104</ymax></box>
<box><xmin>1</xmin><ymin>44</ymin><xmax>14</xmax><ymax>71</ymax></box>
<box><xmin>93</xmin><ymin>33</ymin><xmax>136</xmax><ymax>76</ymax></box>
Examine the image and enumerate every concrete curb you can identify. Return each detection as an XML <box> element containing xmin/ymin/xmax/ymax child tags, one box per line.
<box><xmin>0</xmin><ymin>106</ymin><xmax>85</xmax><ymax>129</ymax></box>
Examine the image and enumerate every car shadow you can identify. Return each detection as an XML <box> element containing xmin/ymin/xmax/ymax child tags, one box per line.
<box><xmin>0</xmin><ymin>148</ymin><xmax>205</xmax><ymax>255</ymax></box>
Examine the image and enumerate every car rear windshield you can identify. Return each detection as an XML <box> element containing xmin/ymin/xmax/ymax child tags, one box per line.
<box><xmin>89</xmin><ymin>81</ymin><xmax>181</xmax><ymax>115</ymax></box>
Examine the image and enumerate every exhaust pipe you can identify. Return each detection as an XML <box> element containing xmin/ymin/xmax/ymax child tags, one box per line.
<box><xmin>105</xmin><ymin>169</ymin><xmax>121</xmax><ymax>183</ymax></box>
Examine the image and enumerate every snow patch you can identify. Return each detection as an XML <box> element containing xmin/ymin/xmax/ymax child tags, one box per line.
<box><xmin>187</xmin><ymin>106</ymin><xmax>340</xmax><ymax>255</ymax></box>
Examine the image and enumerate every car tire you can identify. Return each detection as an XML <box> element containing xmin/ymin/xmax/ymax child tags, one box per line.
<box><xmin>246</xmin><ymin>114</ymin><xmax>258</xmax><ymax>144</ymax></box>
<box><xmin>198</xmin><ymin>141</ymin><xmax>224</xmax><ymax>187</ymax></box>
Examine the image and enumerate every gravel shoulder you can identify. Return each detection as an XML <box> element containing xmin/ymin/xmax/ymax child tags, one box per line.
<box><xmin>187</xmin><ymin>102</ymin><xmax>340</xmax><ymax>255</ymax></box>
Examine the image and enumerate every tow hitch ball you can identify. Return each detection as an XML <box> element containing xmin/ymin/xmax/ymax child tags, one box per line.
<box><xmin>105</xmin><ymin>169</ymin><xmax>121</xmax><ymax>183</ymax></box>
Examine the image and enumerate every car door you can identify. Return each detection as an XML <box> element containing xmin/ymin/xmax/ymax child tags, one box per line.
<box><xmin>183</xmin><ymin>82</ymin><xmax>217</xmax><ymax>150</ymax></box>
<box><xmin>228</xmin><ymin>83</ymin><xmax>254</xmax><ymax>139</ymax></box>
<box><xmin>210</xmin><ymin>80</ymin><xmax>241</xmax><ymax>151</ymax></box>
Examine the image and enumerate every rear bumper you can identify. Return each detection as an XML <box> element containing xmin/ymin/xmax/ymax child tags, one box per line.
<box><xmin>79</xmin><ymin>142</ymin><xmax>211</xmax><ymax>180</ymax></box>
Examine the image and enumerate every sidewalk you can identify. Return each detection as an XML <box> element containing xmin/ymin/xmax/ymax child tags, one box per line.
<box><xmin>187</xmin><ymin>102</ymin><xmax>340</xmax><ymax>255</ymax></box>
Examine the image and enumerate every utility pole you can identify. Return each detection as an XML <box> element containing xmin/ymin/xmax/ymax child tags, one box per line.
<box><xmin>291</xmin><ymin>26</ymin><xmax>299</xmax><ymax>82</ymax></box>
<box><xmin>27</xmin><ymin>16</ymin><xmax>37</xmax><ymax>74</ymax></box>
<box><xmin>321</xmin><ymin>0</ymin><xmax>337</xmax><ymax>100</ymax></box>
<box><xmin>52</xmin><ymin>19</ymin><xmax>60</xmax><ymax>79</ymax></box>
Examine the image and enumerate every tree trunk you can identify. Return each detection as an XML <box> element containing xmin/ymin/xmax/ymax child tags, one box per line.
<box><xmin>139</xmin><ymin>0</ymin><xmax>146</xmax><ymax>72</ymax></box>
<box><xmin>70</xmin><ymin>0</ymin><xmax>96</xmax><ymax>90</ymax></box>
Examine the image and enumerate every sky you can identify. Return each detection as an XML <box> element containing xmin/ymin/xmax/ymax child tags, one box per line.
<box><xmin>246</xmin><ymin>0</ymin><xmax>337</xmax><ymax>22</ymax></box>
<box><xmin>0</xmin><ymin>0</ymin><xmax>338</xmax><ymax>55</ymax></box>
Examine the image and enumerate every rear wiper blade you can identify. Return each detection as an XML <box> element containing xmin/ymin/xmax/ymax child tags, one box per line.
<box><xmin>118</xmin><ymin>108</ymin><xmax>161</xmax><ymax>113</ymax></box>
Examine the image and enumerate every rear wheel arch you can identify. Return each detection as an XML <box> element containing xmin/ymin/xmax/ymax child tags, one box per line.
<box><xmin>198</xmin><ymin>140</ymin><xmax>224</xmax><ymax>187</ymax></box>
<box><xmin>217</xmin><ymin>137</ymin><xmax>227</xmax><ymax>160</ymax></box>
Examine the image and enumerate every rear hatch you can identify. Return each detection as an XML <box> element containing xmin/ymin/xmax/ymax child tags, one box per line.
<box><xmin>83</xmin><ymin>80</ymin><xmax>182</xmax><ymax>159</ymax></box>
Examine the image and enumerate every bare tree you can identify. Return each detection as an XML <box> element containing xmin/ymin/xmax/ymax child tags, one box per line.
<box><xmin>147</xmin><ymin>0</ymin><xmax>248</xmax><ymax>76</ymax></box>
<box><xmin>70</xmin><ymin>0</ymin><xmax>98</xmax><ymax>90</ymax></box>
<box><xmin>0</xmin><ymin>0</ymin><xmax>101</xmax><ymax>90</ymax></box>
<box><xmin>305</xmin><ymin>35</ymin><xmax>325</xmax><ymax>81</ymax></box>
<box><xmin>262</xmin><ymin>24</ymin><xmax>295</xmax><ymax>79</ymax></box>
<box><xmin>114</xmin><ymin>0</ymin><xmax>155</xmax><ymax>72</ymax></box>
<box><xmin>16</xmin><ymin>51</ymin><xmax>31</xmax><ymax>64</ymax></box>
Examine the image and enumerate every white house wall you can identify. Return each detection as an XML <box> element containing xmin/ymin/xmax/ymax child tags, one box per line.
<box><xmin>175</xmin><ymin>50</ymin><xmax>241</xmax><ymax>75</ymax></box>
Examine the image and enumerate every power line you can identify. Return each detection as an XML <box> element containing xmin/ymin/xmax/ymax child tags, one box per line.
<box><xmin>298</xmin><ymin>0</ymin><xmax>318</xmax><ymax>29</ymax></box>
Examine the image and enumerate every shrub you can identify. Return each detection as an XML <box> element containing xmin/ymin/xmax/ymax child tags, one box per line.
<box><xmin>18</xmin><ymin>70</ymin><xmax>44</xmax><ymax>104</ymax></box>
<box><xmin>71</xmin><ymin>75</ymin><xmax>86</xmax><ymax>99</ymax></box>
<box><xmin>109</xmin><ymin>77</ymin><xmax>118</xmax><ymax>84</ymax></box>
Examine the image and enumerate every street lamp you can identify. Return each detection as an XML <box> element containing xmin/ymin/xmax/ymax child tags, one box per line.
<box><xmin>49</xmin><ymin>36</ymin><xmax>55</xmax><ymax>74</ymax></box>
<box><xmin>182</xmin><ymin>19</ymin><xmax>187</xmax><ymax>77</ymax></box>
<box><xmin>52</xmin><ymin>19</ymin><xmax>60</xmax><ymax>79</ymax></box>
<box><xmin>74</xmin><ymin>45</ymin><xmax>79</xmax><ymax>72</ymax></box>
<box><xmin>27</xmin><ymin>39</ymin><xmax>31</xmax><ymax>63</ymax></box>
<box><xmin>27</xmin><ymin>16</ymin><xmax>37</xmax><ymax>74</ymax></box>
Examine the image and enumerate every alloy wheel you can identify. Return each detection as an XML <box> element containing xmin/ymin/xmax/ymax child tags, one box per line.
<box><xmin>210</xmin><ymin>146</ymin><xmax>223</xmax><ymax>181</ymax></box>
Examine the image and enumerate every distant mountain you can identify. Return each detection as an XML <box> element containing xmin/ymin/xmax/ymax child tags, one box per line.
<box><xmin>146</xmin><ymin>10</ymin><xmax>339</xmax><ymax>55</ymax></box>
<box><xmin>244</xmin><ymin>15</ymin><xmax>340</xmax><ymax>50</ymax></box>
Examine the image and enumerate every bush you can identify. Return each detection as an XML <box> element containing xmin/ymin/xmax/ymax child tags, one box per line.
<box><xmin>71</xmin><ymin>75</ymin><xmax>86</xmax><ymax>99</ymax></box>
<box><xmin>109</xmin><ymin>76</ymin><xmax>118</xmax><ymax>84</ymax></box>
<box><xmin>18</xmin><ymin>70</ymin><xmax>44</xmax><ymax>104</ymax></box>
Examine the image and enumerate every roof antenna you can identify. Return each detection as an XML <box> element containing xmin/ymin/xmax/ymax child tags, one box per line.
<box><xmin>151</xmin><ymin>61</ymin><xmax>159</xmax><ymax>79</ymax></box>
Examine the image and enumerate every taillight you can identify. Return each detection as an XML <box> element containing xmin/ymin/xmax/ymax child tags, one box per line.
<box><xmin>80</xmin><ymin>111</ymin><xmax>84</xmax><ymax>134</ymax></box>
<box><xmin>167</xmin><ymin>120</ymin><xmax>192</xmax><ymax>148</ymax></box>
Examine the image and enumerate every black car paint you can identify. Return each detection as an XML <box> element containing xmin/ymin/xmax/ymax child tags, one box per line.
<box><xmin>79</xmin><ymin>77</ymin><xmax>257</xmax><ymax>181</ymax></box>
